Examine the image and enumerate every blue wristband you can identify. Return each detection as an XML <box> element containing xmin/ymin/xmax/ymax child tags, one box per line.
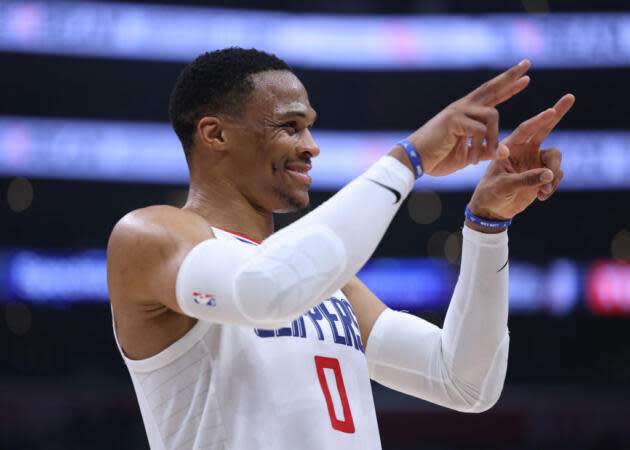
<box><xmin>465</xmin><ymin>204</ymin><xmax>512</xmax><ymax>229</ymax></box>
<box><xmin>396</xmin><ymin>139</ymin><xmax>424</xmax><ymax>179</ymax></box>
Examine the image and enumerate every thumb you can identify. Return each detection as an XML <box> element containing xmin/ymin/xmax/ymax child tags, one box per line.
<box><xmin>506</xmin><ymin>168</ymin><xmax>554</xmax><ymax>190</ymax></box>
<box><xmin>496</xmin><ymin>142</ymin><xmax>510</xmax><ymax>159</ymax></box>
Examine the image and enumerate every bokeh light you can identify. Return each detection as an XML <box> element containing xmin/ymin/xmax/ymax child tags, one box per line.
<box><xmin>444</xmin><ymin>231</ymin><xmax>463</xmax><ymax>264</ymax></box>
<box><xmin>7</xmin><ymin>176</ymin><xmax>33</xmax><ymax>212</ymax></box>
<box><xmin>427</xmin><ymin>230</ymin><xmax>450</xmax><ymax>258</ymax></box>
<box><xmin>611</xmin><ymin>229</ymin><xmax>630</xmax><ymax>261</ymax></box>
<box><xmin>407</xmin><ymin>190</ymin><xmax>442</xmax><ymax>225</ymax></box>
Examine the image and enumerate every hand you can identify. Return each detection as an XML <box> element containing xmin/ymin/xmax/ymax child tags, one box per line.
<box><xmin>468</xmin><ymin>94</ymin><xmax>575</xmax><ymax>222</ymax></box>
<box><xmin>406</xmin><ymin>60</ymin><xmax>531</xmax><ymax>177</ymax></box>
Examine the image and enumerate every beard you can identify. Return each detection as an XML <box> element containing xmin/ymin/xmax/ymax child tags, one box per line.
<box><xmin>272</xmin><ymin>185</ymin><xmax>310</xmax><ymax>213</ymax></box>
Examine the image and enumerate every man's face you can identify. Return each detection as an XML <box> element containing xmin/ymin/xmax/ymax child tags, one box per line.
<box><xmin>229</xmin><ymin>70</ymin><xmax>319</xmax><ymax>213</ymax></box>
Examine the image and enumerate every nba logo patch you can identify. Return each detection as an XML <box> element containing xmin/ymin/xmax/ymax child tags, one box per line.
<box><xmin>193</xmin><ymin>292</ymin><xmax>216</xmax><ymax>307</ymax></box>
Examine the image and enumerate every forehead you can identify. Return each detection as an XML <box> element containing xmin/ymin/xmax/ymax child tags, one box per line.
<box><xmin>246</xmin><ymin>71</ymin><xmax>314</xmax><ymax>118</ymax></box>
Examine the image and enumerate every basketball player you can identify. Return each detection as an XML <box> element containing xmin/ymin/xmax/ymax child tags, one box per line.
<box><xmin>107</xmin><ymin>48</ymin><xmax>573</xmax><ymax>449</ymax></box>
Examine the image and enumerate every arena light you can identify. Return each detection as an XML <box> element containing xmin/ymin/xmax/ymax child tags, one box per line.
<box><xmin>1</xmin><ymin>248</ymin><xmax>108</xmax><ymax>303</ymax></box>
<box><xmin>0</xmin><ymin>247</ymin><xmax>583</xmax><ymax>315</ymax></box>
<box><xmin>1</xmin><ymin>1</ymin><xmax>629</xmax><ymax>69</ymax></box>
<box><xmin>508</xmin><ymin>259</ymin><xmax>581</xmax><ymax>316</ymax></box>
<box><xmin>357</xmin><ymin>258</ymin><xmax>456</xmax><ymax>310</ymax></box>
<box><xmin>2</xmin><ymin>116</ymin><xmax>630</xmax><ymax>191</ymax></box>
<box><xmin>586</xmin><ymin>261</ymin><xmax>630</xmax><ymax>315</ymax></box>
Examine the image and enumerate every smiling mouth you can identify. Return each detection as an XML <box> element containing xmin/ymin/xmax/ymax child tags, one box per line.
<box><xmin>285</xmin><ymin>168</ymin><xmax>312</xmax><ymax>185</ymax></box>
<box><xmin>284</xmin><ymin>161</ymin><xmax>312</xmax><ymax>185</ymax></box>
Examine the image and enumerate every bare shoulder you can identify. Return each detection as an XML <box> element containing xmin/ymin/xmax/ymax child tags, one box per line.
<box><xmin>107</xmin><ymin>205</ymin><xmax>213</xmax><ymax>308</ymax></box>
<box><xmin>108</xmin><ymin>205</ymin><xmax>213</xmax><ymax>359</ymax></box>
<box><xmin>110</xmin><ymin>205</ymin><xmax>209</xmax><ymax>241</ymax></box>
<box><xmin>108</xmin><ymin>205</ymin><xmax>212</xmax><ymax>259</ymax></box>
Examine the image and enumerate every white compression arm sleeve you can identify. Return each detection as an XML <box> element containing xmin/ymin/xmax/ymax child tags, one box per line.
<box><xmin>365</xmin><ymin>226</ymin><xmax>509</xmax><ymax>412</ymax></box>
<box><xmin>176</xmin><ymin>156</ymin><xmax>415</xmax><ymax>329</ymax></box>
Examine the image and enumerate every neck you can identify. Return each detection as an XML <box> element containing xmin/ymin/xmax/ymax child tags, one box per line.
<box><xmin>183</xmin><ymin>175</ymin><xmax>274</xmax><ymax>244</ymax></box>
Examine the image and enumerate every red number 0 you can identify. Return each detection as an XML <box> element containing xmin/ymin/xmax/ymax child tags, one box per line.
<box><xmin>314</xmin><ymin>356</ymin><xmax>355</xmax><ymax>433</ymax></box>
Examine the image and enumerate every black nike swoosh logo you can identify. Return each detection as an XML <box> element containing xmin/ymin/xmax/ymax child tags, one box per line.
<box><xmin>497</xmin><ymin>259</ymin><xmax>509</xmax><ymax>273</ymax></box>
<box><xmin>366</xmin><ymin>178</ymin><xmax>401</xmax><ymax>204</ymax></box>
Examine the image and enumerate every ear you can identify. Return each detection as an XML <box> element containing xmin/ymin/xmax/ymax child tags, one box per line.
<box><xmin>196</xmin><ymin>116</ymin><xmax>228</xmax><ymax>151</ymax></box>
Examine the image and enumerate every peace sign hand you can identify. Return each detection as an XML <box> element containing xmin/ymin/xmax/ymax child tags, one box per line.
<box><xmin>468</xmin><ymin>94</ymin><xmax>575</xmax><ymax>223</ymax></box>
<box><xmin>406</xmin><ymin>60</ymin><xmax>531</xmax><ymax>177</ymax></box>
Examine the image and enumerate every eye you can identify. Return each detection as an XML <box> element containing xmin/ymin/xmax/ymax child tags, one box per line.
<box><xmin>280</xmin><ymin>121</ymin><xmax>298</xmax><ymax>131</ymax></box>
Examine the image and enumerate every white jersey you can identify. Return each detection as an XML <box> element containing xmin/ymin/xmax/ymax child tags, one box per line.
<box><xmin>113</xmin><ymin>226</ymin><xmax>381</xmax><ymax>449</ymax></box>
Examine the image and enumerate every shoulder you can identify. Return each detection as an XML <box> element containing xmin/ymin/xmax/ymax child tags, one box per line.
<box><xmin>108</xmin><ymin>205</ymin><xmax>211</xmax><ymax>252</ymax></box>
<box><xmin>107</xmin><ymin>205</ymin><xmax>214</xmax><ymax>302</ymax></box>
<box><xmin>111</xmin><ymin>205</ymin><xmax>208</xmax><ymax>235</ymax></box>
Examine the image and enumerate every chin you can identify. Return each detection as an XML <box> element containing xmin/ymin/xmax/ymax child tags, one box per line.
<box><xmin>273</xmin><ymin>189</ymin><xmax>310</xmax><ymax>213</ymax></box>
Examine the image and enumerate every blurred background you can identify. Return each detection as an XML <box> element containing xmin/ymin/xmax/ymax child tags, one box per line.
<box><xmin>1</xmin><ymin>0</ymin><xmax>629</xmax><ymax>449</ymax></box>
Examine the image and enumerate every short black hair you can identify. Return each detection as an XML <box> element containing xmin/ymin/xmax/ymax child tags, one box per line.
<box><xmin>168</xmin><ymin>47</ymin><xmax>291</xmax><ymax>163</ymax></box>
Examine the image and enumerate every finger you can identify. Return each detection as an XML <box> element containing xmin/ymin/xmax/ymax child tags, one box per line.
<box><xmin>540</xmin><ymin>147</ymin><xmax>562</xmax><ymax>192</ymax></box>
<box><xmin>469</xmin><ymin>135</ymin><xmax>485</xmax><ymax>165</ymax></box>
<box><xmin>456</xmin><ymin>115</ymin><xmax>487</xmax><ymax>141</ymax></box>
<box><xmin>501</xmin><ymin>167</ymin><xmax>554</xmax><ymax>193</ymax></box>
<box><xmin>540</xmin><ymin>147</ymin><xmax>562</xmax><ymax>171</ymax></box>
<box><xmin>529</xmin><ymin>94</ymin><xmax>576</xmax><ymax>146</ymax></box>
<box><xmin>466</xmin><ymin>106</ymin><xmax>499</xmax><ymax>157</ymax></box>
<box><xmin>489</xmin><ymin>76</ymin><xmax>530</xmax><ymax>107</ymax></box>
<box><xmin>538</xmin><ymin>168</ymin><xmax>564</xmax><ymax>201</ymax></box>
<box><xmin>476</xmin><ymin>142</ymin><xmax>511</xmax><ymax>163</ymax></box>
<box><xmin>457</xmin><ymin>116</ymin><xmax>487</xmax><ymax>165</ymax></box>
<box><xmin>505</xmin><ymin>108</ymin><xmax>556</xmax><ymax>145</ymax></box>
<box><xmin>496</xmin><ymin>142</ymin><xmax>510</xmax><ymax>159</ymax></box>
<box><xmin>538</xmin><ymin>148</ymin><xmax>564</xmax><ymax>199</ymax></box>
<box><xmin>468</xmin><ymin>59</ymin><xmax>531</xmax><ymax>106</ymax></box>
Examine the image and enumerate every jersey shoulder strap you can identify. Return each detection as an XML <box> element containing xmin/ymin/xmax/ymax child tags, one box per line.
<box><xmin>211</xmin><ymin>226</ymin><xmax>260</xmax><ymax>246</ymax></box>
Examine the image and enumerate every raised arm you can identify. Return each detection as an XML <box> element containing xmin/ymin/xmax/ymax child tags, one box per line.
<box><xmin>108</xmin><ymin>61</ymin><xmax>533</xmax><ymax>333</ymax></box>
<box><xmin>360</xmin><ymin>94</ymin><xmax>575</xmax><ymax>412</ymax></box>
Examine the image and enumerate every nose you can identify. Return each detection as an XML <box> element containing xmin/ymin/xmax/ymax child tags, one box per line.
<box><xmin>297</xmin><ymin>129</ymin><xmax>320</xmax><ymax>158</ymax></box>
